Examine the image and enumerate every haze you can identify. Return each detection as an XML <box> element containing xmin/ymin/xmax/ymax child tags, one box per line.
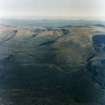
<box><xmin>0</xmin><ymin>0</ymin><xmax>105</xmax><ymax>19</ymax></box>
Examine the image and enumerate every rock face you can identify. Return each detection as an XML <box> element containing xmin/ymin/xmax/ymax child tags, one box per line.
<box><xmin>92</xmin><ymin>34</ymin><xmax>105</xmax><ymax>52</ymax></box>
<box><xmin>88</xmin><ymin>34</ymin><xmax>105</xmax><ymax>89</ymax></box>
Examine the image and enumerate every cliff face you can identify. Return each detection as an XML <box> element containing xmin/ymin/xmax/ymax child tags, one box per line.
<box><xmin>87</xmin><ymin>34</ymin><xmax>105</xmax><ymax>89</ymax></box>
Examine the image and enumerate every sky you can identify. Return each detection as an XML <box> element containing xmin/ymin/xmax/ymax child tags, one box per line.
<box><xmin>0</xmin><ymin>0</ymin><xmax>105</xmax><ymax>19</ymax></box>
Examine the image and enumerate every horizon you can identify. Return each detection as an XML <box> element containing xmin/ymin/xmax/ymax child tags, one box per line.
<box><xmin>0</xmin><ymin>16</ymin><xmax>105</xmax><ymax>21</ymax></box>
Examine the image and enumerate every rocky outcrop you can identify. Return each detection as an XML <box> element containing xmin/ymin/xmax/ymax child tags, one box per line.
<box><xmin>87</xmin><ymin>34</ymin><xmax>105</xmax><ymax>89</ymax></box>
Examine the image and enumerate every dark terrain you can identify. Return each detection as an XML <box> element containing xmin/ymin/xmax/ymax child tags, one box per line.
<box><xmin>0</xmin><ymin>22</ymin><xmax>105</xmax><ymax>105</ymax></box>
